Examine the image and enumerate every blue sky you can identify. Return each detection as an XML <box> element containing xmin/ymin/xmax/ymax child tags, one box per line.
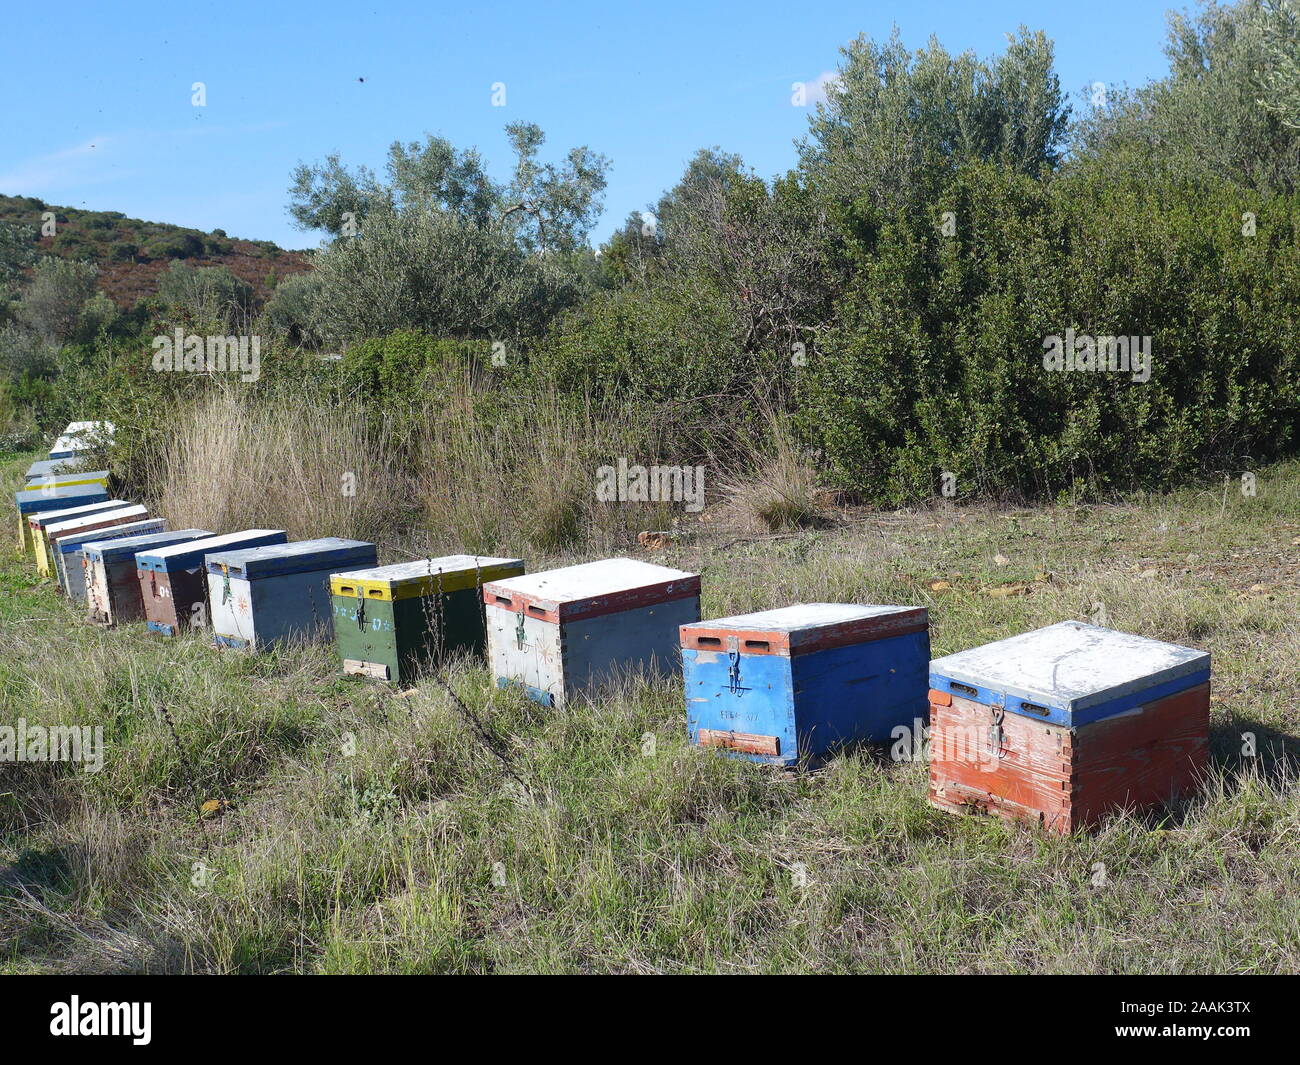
<box><xmin>0</xmin><ymin>0</ymin><xmax>1180</xmax><ymax>251</ymax></box>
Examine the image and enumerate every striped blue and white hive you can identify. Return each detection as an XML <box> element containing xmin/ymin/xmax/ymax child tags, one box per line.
<box><xmin>927</xmin><ymin>621</ymin><xmax>1211</xmax><ymax>729</ymax></box>
<box><xmin>681</xmin><ymin>603</ymin><xmax>931</xmax><ymax>765</ymax></box>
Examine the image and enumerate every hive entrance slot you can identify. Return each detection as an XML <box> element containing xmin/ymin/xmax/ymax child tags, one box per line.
<box><xmin>494</xmin><ymin>595</ymin><xmax>512</xmax><ymax>606</ymax></box>
<box><xmin>697</xmin><ymin>636</ymin><xmax>722</xmax><ymax>647</ymax></box>
<box><xmin>1019</xmin><ymin>701</ymin><xmax>1049</xmax><ymax>717</ymax></box>
<box><xmin>743</xmin><ymin>639</ymin><xmax>770</xmax><ymax>651</ymax></box>
<box><xmin>526</xmin><ymin>605</ymin><xmax>546</xmax><ymax>616</ymax></box>
<box><xmin>950</xmin><ymin>681</ymin><xmax>978</xmax><ymax>697</ymax></box>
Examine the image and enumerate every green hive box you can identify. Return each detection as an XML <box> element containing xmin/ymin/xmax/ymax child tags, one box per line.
<box><xmin>330</xmin><ymin>555</ymin><xmax>525</xmax><ymax>683</ymax></box>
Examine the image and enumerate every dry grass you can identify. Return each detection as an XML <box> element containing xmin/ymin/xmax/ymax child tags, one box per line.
<box><xmin>147</xmin><ymin>385</ymin><xmax>413</xmax><ymax>553</ymax></box>
<box><xmin>718</xmin><ymin>407</ymin><xmax>824</xmax><ymax>532</ymax></box>
<box><xmin>144</xmin><ymin>380</ymin><xmax>699</xmax><ymax>561</ymax></box>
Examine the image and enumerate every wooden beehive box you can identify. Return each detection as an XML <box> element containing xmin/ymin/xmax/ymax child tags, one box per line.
<box><xmin>206</xmin><ymin>538</ymin><xmax>378</xmax><ymax>651</ymax></box>
<box><xmin>85</xmin><ymin>529</ymin><xmax>213</xmax><ymax>626</ymax></box>
<box><xmin>24</xmin><ymin>468</ymin><xmax>110</xmax><ymax>493</ymax></box>
<box><xmin>48</xmin><ymin>420</ymin><xmax>114</xmax><ymax>460</ymax></box>
<box><xmin>136</xmin><ymin>530</ymin><xmax>288</xmax><ymax>636</ymax></box>
<box><xmin>928</xmin><ymin>621</ymin><xmax>1211</xmax><ymax>834</ymax></box>
<box><xmin>58</xmin><ymin>520</ymin><xmax>166</xmax><ymax>603</ymax></box>
<box><xmin>483</xmin><ymin>557</ymin><xmax>700</xmax><ymax>708</ymax></box>
<box><xmin>681</xmin><ymin>603</ymin><xmax>931</xmax><ymax>766</ymax></box>
<box><xmin>57</xmin><ymin>518</ymin><xmax>166</xmax><ymax>601</ymax></box>
<box><xmin>28</xmin><ymin>499</ymin><xmax>132</xmax><ymax>573</ymax></box>
<box><xmin>14</xmin><ymin>483</ymin><xmax>109</xmax><ymax>554</ymax></box>
<box><xmin>42</xmin><ymin>504</ymin><xmax>150</xmax><ymax>585</ymax></box>
<box><xmin>331</xmin><ymin>555</ymin><xmax>525</xmax><ymax>683</ymax></box>
<box><xmin>25</xmin><ymin>457</ymin><xmax>81</xmax><ymax>480</ymax></box>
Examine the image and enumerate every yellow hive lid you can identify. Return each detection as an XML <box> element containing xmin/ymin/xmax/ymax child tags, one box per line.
<box><xmin>330</xmin><ymin>555</ymin><xmax>525</xmax><ymax>600</ymax></box>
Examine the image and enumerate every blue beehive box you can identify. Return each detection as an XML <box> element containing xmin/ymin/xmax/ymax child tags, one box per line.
<box><xmin>681</xmin><ymin>603</ymin><xmax>930</xmax><ymax>766</ymax></box>
<box><xmin>205</xmin><ymin>537</ymin><xmax>378</xmax><ymax>651</ymax></box>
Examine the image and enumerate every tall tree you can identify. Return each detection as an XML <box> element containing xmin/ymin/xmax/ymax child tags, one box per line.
<box><xmin>801</xmin><ymin>27</ymin><xmax>1069</xmax><ymax>213</ymax></box>
<box><xmin>1073</xmin><ymin>1</ymin><xmax>1300</xmax><ymax>194</ymax></box>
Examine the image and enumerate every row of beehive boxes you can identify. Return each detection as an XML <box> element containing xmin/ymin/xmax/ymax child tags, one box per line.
<box><xmin>13</xmin><ymin>437</ymin><xmax>1211</xmax><ymax>835</ymax></box>
<box><xmin>478</xmin><ymin>562</ymin><xmax>1209</xmax><ymax>834</ymax></box>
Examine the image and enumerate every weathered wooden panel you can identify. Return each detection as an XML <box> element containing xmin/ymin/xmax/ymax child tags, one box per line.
<box><xmin>343</xmin><ymin>658</ymin><xmax>391</xmax><ymax>680</ymax></box>
<box><xmin>697</xmin><ymin>729</ymin><xmax>781</xmax><ymax>756</ymax></box>
<box><xmin>928</xmin><ymin>623</ymin><xmax>1212</xmax><ymax>834</ymax></box>
<box><xmin>485</xmin><ymin>602</ymin><xmax>565</xmax><ymax>706</ymax></box>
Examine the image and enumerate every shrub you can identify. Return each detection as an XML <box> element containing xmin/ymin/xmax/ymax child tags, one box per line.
<box><xmin>796</xmin><ymin>162</ymin><xmax>1300</xmax><ymax>503</ymax></box>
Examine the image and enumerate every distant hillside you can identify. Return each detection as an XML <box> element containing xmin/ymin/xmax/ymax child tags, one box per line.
<box><xmin>0</xmin><ymin>194</ymin><xmax>312</xmax><ymax>307</ymax></box>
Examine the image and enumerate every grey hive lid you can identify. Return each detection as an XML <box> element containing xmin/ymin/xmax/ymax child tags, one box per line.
<box><xmin>205</xmin><ymin>537</ymin><xmax>377</xmax><ymax>579</ymax></box>
<box><xmin>83</xmin><ymin>529</ymin><xmax>212</xmax><ymax>564</ymax></box>
<box><xmin>136</xmin><ymin>529</ymin><xmax>288</xmax><ymax>571</ymax></box>
<box><xmin>930</xmin><ymin>621</ymin><xmax>1210</xmax><ymax>712</ymax></box>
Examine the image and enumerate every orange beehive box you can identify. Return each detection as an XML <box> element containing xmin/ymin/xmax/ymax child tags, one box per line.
<box><xmin>928</xmin><ymin>622</ymin><xmax>1210</xmax><ymax>834</ymax></box>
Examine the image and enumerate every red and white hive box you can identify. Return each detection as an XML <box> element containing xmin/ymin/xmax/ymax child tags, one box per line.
<box><xmin>483</xmin><ymin>557</ymin><xmax>701</xmax><ymax>708</ymax></box>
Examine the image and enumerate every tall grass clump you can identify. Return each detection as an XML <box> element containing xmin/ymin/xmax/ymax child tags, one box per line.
<box><xmin>145</xmin><ymin>383</ymin><xmax>415</xmax><ymax>554</ymax></box>
<box><xmin>409</xmin><ymin>375</ymin><xmax>696</xmax><ymax>556</ymax></box>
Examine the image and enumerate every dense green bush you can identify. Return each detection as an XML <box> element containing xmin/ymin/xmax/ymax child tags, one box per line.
<box><xmin>796</xmin><ymin>162</ymin><xmax>1300</xmax><ymax>502</ymax></box>
<box><xmin>336</xmin><ymin>329</ymin><xmax>484</xmax><ymax>404</ymax></box>
<box><xmin>533</xmin><ymin>278</ymin><xmax>748</xmax><ymax>400</ymax></box>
